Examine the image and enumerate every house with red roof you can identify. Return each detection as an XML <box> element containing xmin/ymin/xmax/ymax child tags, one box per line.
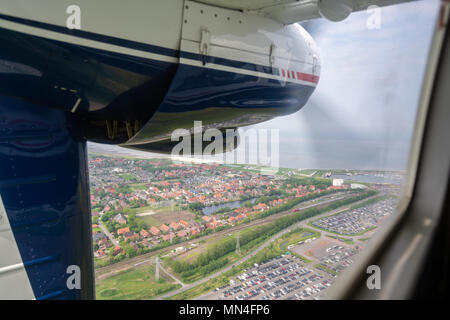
<box><xmin>177</xmin><ymin>230</ymin><xmax>188</xmax><ymax>238</ymax></box>
<box><xmin>169</xmin><ymin>221</ymin><xmax>181</xmax><ymax>230</ymax></box>
<box><xmin>117</xmin><ymin>227</ymin><xmax>130</xmax><ymax>235</ymax></box>
<box><xmin>150</xmin><ymin>226</ymin><xmax>161</xmax><ymax>236</ymax></box>
<box><xmin>123</xmin><ymin>232</ymin><xmax>139</xmax><ymax>242</ymax></box>
<box><xmin>112</xmin><ymin>246</ymin><xmax>123</xmax><ymax>256</ymax></box>
<box><xmin>98</xmin><ymin>238</ymin><xmax>111</xmax><ymax>248</ymax></box>
<box><xmin>179</xmin><ymin>219</ymin><xmax>189</xmax><ymax>228</ymax></box>
<box><xmin>140</xmin><ymin>229</ymin><xmax>150</xmax><ymax>238</ymax></box>
<box><xmin>253</xmin><ymin>203</ymin><xmax>269</xmax><ymax>211</ymax></box>
<box><xmin>95</xmin><ymin>248</ymin><xmax>107</xmax><ymax>258</ymax></box>
<box><xmin>159</xmin><ymin>224</ymin><xmax>170</xmax><ymax>233</ymax></box>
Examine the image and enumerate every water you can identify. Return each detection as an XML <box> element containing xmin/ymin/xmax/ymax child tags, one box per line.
<box><xmin>330</xmin><ymin>173</ymin><xmax>404</xmax><ymax>185</ymax></box>
<box><xmin>202</xmin><ymin>198</ymin><xmax>256</xmax><ymax>216</ymax></box>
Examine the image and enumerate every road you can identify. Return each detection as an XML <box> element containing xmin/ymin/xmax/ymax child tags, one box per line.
<box><xmin>155</xmin><ymin>194</ymin><xmax>377</xmax><ymax>300</ymax></box>
<box><xmin>98</xmin><ymin>221</ymin><xmax>119</xmax><ymax>246</ymax></box>
<box><xmin>95</xmin><ymin>192</ymin><xmax>355</xmax><ymax>281</ymax></box>
<box><xmin>298</xmin><ymin>170</ymin><xmax>318</xmax><ymax>177</ymax></box>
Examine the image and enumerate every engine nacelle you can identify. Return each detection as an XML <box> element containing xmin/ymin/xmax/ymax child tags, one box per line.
<box><xmin>121</xmin><ymin>0</ymin><xmax>321</xmax><ymax>153</ymax></box>
<box><xmin>0</xmin><ymin>0</ymin><xmax>320</xmax><ymax>155</ymax></box>
<box><xmin>318</xmin><ymin>0</ymin><xmax>354</xmax><ymax>22</ymax></box>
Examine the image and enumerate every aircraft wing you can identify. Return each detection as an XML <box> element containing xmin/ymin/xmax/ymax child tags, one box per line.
<box><xmin>196</xmin><ymin>0</ymin><xmax>420</xmax><ymax>24</ymax></box>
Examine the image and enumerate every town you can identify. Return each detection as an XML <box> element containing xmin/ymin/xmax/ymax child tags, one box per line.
<box><xmin>89</xmin><ymin>153</ymin><xmax>402</xmax><ymax>300</ymax></box>
<box><xmin>90</xmin><ymin>155</ymin><xmax>347</xmax><ymax>265</ymax></box>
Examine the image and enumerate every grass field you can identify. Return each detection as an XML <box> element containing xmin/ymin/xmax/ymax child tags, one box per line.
<box><xmin>172</xmin><ymin>233</ymin><xmax>234</xmax><ymax>263</ymax></box>
<box><xmin>172</xmin><ymin>225</ymin><xmax>266</xmax><ymax>264</ymax></box>
<box><xmin>164</xmin><ymin>223</ymin><xmax>274</xmax><ymax>284</ymax></box>
<box><xmin>327</xmin><ymin>235</ymin><xmax>355</xmax><ymax>245</ymax></box>
<box><xmin>135</xmin><ymin>215</ymin><xmax>161</xmax><ymax>227</ymax></box>
<box><xmin>275</xmin><ymin>228</ymin><xmax>318</xmax><ymax>263</ymax></box>
<box><xmin>133</xmin><ymin>205</ymin><xmax>195</xmax><ymax>227</ymax></box>
<box><xmin>129</xmin><ymin>183</ymin><xmax>149</xmax><ymax>190</ymax></box>
<box><xmin>119</xmin><ymin>173</ymin><xmax>137</xmax><ymax>181</ymax></box>
<box><xmin>96</xmin><ymin>265</ymin><xmax>181</xmax><ymax>300</ymax></box>
<box><xmin>278</xmin><ymin>228</ymin><xmax>320</xmax><ymax>250</ymax></box>
<box><xmin>166</xmin><ymin>227</ymin><xmax>317</xmax><ymax>285</ymax></box>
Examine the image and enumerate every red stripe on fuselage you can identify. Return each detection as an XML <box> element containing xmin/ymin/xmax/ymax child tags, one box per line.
<box><xmin>296</xmin><ymin>71</ymin><xmax>319</xmax><ymax>84</ymax></box>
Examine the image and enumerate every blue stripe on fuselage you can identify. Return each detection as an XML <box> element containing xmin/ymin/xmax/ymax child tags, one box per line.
<box><xmin>0</xmin><ymin>13</ymin><xmax>179</xmax><ymax>58</ymax></box>
<box><xmin>0</xmin><ymin>12</ymin><xmax>279</xmax><ymax>77</ymax></box>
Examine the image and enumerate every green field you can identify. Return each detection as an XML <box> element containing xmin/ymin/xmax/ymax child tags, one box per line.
<box><xmin>278</xmin><ymin>228</ymin><xmax>320</xmax><ymax>251</ymax></box>
<box><xmin>128</xmin><ymin>183</ymin><xmax>149</xmax><ymax>190</ymax></box>
<box><xmin>165</xmin><ymin>224</ymin><xmax>274</xmax><ymax>284</ymax></box>
<box><xmin>96</xmin><ymin>265</ymin><xmax>181</xmax><ymax>300</ymax></box>
<box><xmin>119</xmin><ymin>173</ymin><xmax>137</xmax><ymax>181</ymax></box>
<box><xmin>135</xmin><ymin>214</ymin><xmax>161</xmax><ymax>227</ymax></box>
<box><xmin>133</xmin><ymin>205</ymin><xmax>186</xmax><ymax>227</ymax></box>
<box><xmin>173</xmin><ymin>233</ymin><xmax>238</xmax><ymax>263</ymax></box>
<box><xmin>327</xmin><ymin>235</ymin><xmax>355</xmax><ymax>245</ymax></box>
<box><xmin>275</xmin><ymin>228</ymin><xmax>318</xmax><ymax>263</ymax></box>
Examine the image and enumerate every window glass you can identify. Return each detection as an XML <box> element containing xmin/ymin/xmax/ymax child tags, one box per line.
<box><xmin>90</xmin><ymin>0</ymin><xmax>440</xmax><ymax>300</ymax></box>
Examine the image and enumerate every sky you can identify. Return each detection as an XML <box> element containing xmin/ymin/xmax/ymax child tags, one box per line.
<box><xmin>252</xmin><ymin>0</ymin><xmax>440</xmax><ymax>170</ymax></box>
<box><xmin>89</xmin><ymin>0</ymin><xmax>440</xmax><ymax>171</ymax></box>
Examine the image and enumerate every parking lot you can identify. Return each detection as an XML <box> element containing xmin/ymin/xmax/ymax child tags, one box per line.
<box><xmin>311</xmin><ymin>198</ymin><xmax>396</xmax><ymax>235</ymax></box>
<box><xmin>317</xmin><ymin>244</ymin><xmax>358</xmax><ymax>274</ymax></box>
<box><xmin>198</xmin><ymin>198</ymin><xmax>400</xmax><ymax>300</ymax></box>
<box><xmin>201</xmin><ymin>255</ymin><xmax>335</xmax><ymax>300</ymax></box>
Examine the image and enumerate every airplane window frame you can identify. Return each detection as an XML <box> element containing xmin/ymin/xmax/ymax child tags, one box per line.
<box><xmin>326</xmin><ymin>1</ymin><xmax>450</xmax><ymax>300</ymax></box>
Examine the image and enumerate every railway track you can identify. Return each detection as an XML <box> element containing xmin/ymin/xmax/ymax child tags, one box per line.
<box><xmin>95</xmin><ymin>192</ymin><xmax>357</xmax><ymax>281</ymax></box>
